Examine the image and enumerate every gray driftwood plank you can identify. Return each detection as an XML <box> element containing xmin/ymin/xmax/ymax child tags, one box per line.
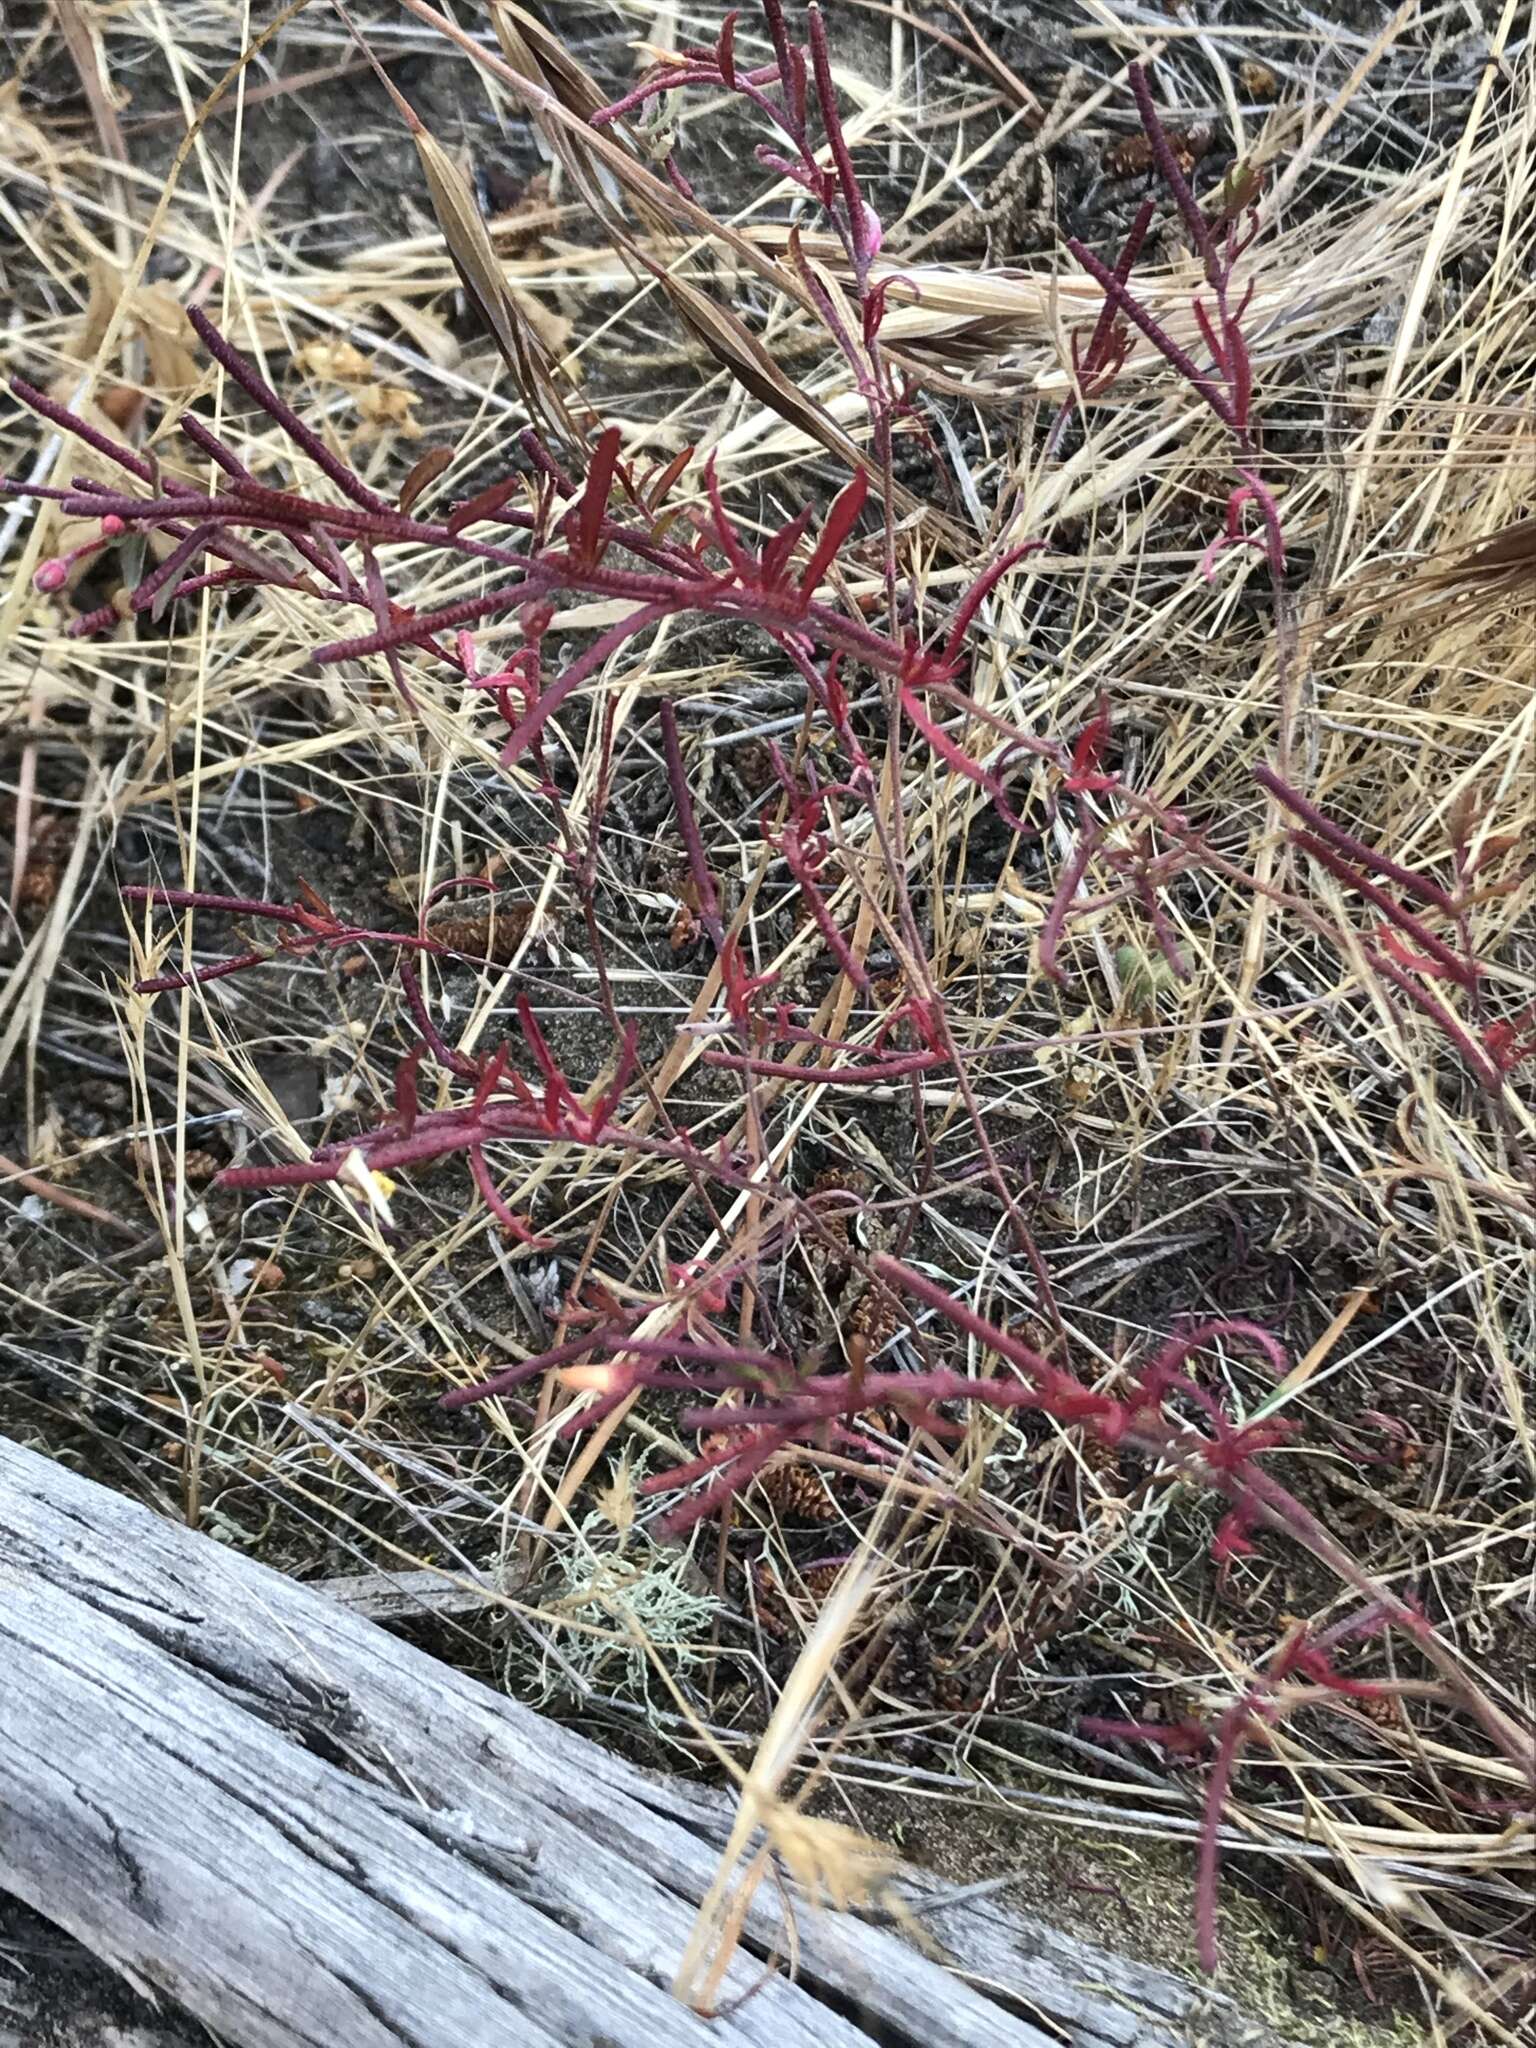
<box><xmin>0</xmin><ymin>1438</ymin><xmax>1282</xmax><ymax>2048</ymax></box>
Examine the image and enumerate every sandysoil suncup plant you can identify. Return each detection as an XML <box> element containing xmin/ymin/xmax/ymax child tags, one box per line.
<box><xmin>3</xmin><ymin>0</ymin><xmax>1533</xmax><ymax>2026</ymax></box>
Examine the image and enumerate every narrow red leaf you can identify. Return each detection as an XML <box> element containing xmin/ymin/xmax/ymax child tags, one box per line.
<box><xmin>575</xmin><ymin>426</ymin><xmax>622</xmax><ymax>568</ymax></box>
<box><xmin>446</xmin><ymin>475</ymin><xmax>521</xmax><ymax>533</ymax></box>
<box><xmin>799</xmin><ymin>470</ymin><xmax>867</xmax><ymax>595</ymax></box>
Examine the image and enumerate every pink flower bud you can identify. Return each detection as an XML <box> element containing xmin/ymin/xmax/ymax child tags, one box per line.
<box><xmin>33</xmin><ymin>558</ymin><xmax>69</xmax><ymax>594</ymax></box>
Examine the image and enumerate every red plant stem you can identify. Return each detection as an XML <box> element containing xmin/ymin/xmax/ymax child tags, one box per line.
<box><xmin>876</xmin><ymin>1254</ymin><xmax>1530</xmax><ymax>1779</ymax></box>
<box><xmin>761</xmin><ymin>0</ymin><xmax>803</xmax><ymax>129</ymax></box>
<box><xmin>176</xmin><ymin>408</ymin><xmax>260</xmax><ymax>485</ymax></box>
<box><xmin>497</xmin><ymin>600</ymin><xmax>680</xmax><ymax>764</ymax></box>
<box><xmin>1064</xmin><ymin>241</ymin><xmax>1238</xmax><ymax>429</ymax></box>
<box><xmin>1047</xmin><ymin>200</ymin><xmax>1155</xmax><ymax>456</ymax></box>
<box><xmin>650</xmin><ymin>1432</ymin><xmax>790</xmax><ymax>1534</ymax></box>
<box><xmin>307</xmin><ymin>540</ymin><xmax>917</xmax><ymax>677</ymax></box>
<box><xmin>1126</xmin><ymin>65</ymin><xmax>1216</xmax><ymax>280</ymax></box>
<box><xmin>217</xmin><ymin>1106</ymin><xmax>755</xmax><ymax>1197</ymax></box>
<box><xmin>658</xmin><ymin>700</ymin><xmax>725</xmax><ymax>948</ymax></box>
<box><xmin>897</xmin><ymin>688</ymin><xmax>1024</xmax><ymax>825</ymax></box>
<box><xmin>1131</xmin><ymin>869</ymin><xmax>1191</xmax><ymax>980</ymax></box>
<box><xmin>938</xmin><ymin>542</ymin><xmax>1046</xmax><ymax>665</ymax></box>
<box><xmin>1361</xmin><ymin>944</ymin><xmax>1503</xmax><ymax>1091</ymax></box>
<box><xmin>8</xmin><ymin>377</ymin><xmax>156</xmax><ymax>482</ymax></box>
<box><xmin>185</xmin><ymin>306</ymin><xmax>392</xmax><ymax>516</ymax></box>
<box><xmin>1039</xmin><ymin>822</ymin><xmax>1105</xmax><ymax>983</ymax></box>
<box><xmin>135</xmin><ymin>950</ymin><xmax>273</xmax><ymax>993</ymax></box>
<box><xmin>703</xmin><ymin>1047</ymin><xmax>948</xmax><ymax>1083</ymax></box>
<box><xmin>122</xmin><ymin>885</ymin><xmax>306</xmax><ymax>923</ymax></box>
<box><xmin>466</xmin><ymin>1144</ymin><xmax>541</xmax><ymax>1240</ymax></box>
<box><xmin>778</xmin><ymin>839</ymin><xmax>871</xmax><ymax>992</ymax></box>
<box><xmin>130</xmin><ymin>523</ymin><xmax>228</xmax><ymax>615</ymax></box>
<box><xmin>398</xmin><ymin>959</ymin><xmax>479</xmax><ymax>1079</ymax></box>
<box><xmin>593</xmin><ymin>62</ymin><xmax>776</xmax><ymax>130</ymax></box>
<box><xmin>1196</xmin><ymin>1696</ymin><xmax>1267</xmax><ymax>1973</ymax></box>
<box><xmin>1253</xmin><ymin>763</ymin><xmax>1459</xmax><ymax>916</ymax></box>
<box><xmin>638</xmin><ymin>1434</ymin><xmax>762</xmax><ymax>1496</ymax></box>
<box><xmin>807</xmin><ymin>2</ymin><xmax>872</xmax><ymax>281</ymax></box>
<box><xmin>591</xmin><ymin>1334</ymin><xmax>791</xmax><ymax>1378</ymax></box>
<box><xmin>1293</xmin><ymin>833</ymin><xmax>1476</xmax><ymax>987</ymax></box>
<box><xmin>1235</xmin><ymin>1465</ymin><xmax>1534</xmax><ymax>1780</ymax></box>
<box><xmin>315</xmin><ymin>576</ymin><xmax>536</xmax><ymax>662</ymax></box>
<box><xmin>869</xmin><ymin>1255</ymin><xmax>1111</xmax><ymax>1422</ymax></box>
<box><xmin>440</xmin><ymin>1332</ymin><xmax>619</xmax><ymax>1410</ymax></box>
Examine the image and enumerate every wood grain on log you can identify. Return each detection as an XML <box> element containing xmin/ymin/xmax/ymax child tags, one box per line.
<box><xmin>0</xmin><ymin>1438</ymin><xmax>1281</xmax><ymax>2048</ymax></box>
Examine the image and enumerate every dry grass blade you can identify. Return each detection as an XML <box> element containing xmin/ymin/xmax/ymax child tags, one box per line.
<box><xmin>410</xmin><ymin>118</ymin><xmax>585</xmax><ymax>456</ymax></box>
<box><xmin>644</xmin><ymin>256</ymin><xmax>945</xmax><ymax>536</ymax></box>
<box><xmin>1404</xmin><ymin>514</ymin><xmax>1536</xmax><ymax>599</ymax></box>
<box><xmin>483</xmin><ymin>0</ymin><xmax>945</xmax><ymax>535</ymax></box>
<box><xmin>337</xmin><ymin>10</ymin><xmax>585</xmax><ymax>456</ymax></box>
<box><xmin>671</xmin><ymin>1517</ymin><xmax>900</xmax><ymax>2014</ymax></box>
<box><xmin>488</xmin><ymin>0</ymin><xmax>682</xmax><ymax>247</ymax></box>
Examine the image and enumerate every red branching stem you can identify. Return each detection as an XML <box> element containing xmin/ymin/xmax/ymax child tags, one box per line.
<box><xmin>1063</xmin><ymin>241</ymin><xmax>1238</xmax><ymax>430</ymax></box>
<box><xmin>869</xmin><ymin>1255</ymin><xmax>1117</xmax><ymax>1426</ymax></box>
<box><xmin>1363</xmin><ymin>945</ymin><xmax>1503</xmax><ymax>1092</ymax></box>
<box><xmin>466</xmin><ymin>1144</ymin><xmax>542</xmax><ymax>1242</ymax></box>
<box><xmin>646</xmin><ymin>1431</ymin><xmax>790</xmax><ymax>1536</ymax></box>
<box><xmin>1196</xmin><ymin>1694</ymin><xmax>1270</xmax><ymax>1973</ymax></box>
<box><xmin>496</xmin><ymin>602</ymin><xmax>680</xmax><ymax>764</ymax></box>
<box><xmin>591</xmin><ymin>1334</ymin><xmax>791</xmax><ymax>1379</ymax></box>
<box><xmin>938</xmin><ymin>542</ymin><xmax>1046</xmax><ymax>665</ymax></box>
<box><xmin>398</xmin><ymin>960</ymin><xmax>479</xmax><ymax>1079</ymax></box>
<box><xmin>122</xmin><ymin>885</ymin><xmax>306</xmax><ymax>924</ymax></box>
<box><xmin>1293</xmin><ymin>833</ymin><xmax>1477</xmax><ymax>988</ymax></box>
<box><xmin>778</xmin><ymin>836</ymin><xmax>871</xmax><ymax>992</ymax></box>
<box><xmin>1253</xmin><ymin>763</ymin><xmax>1459</xmax><ymax>916</ymax></box>
<box><xmin>134</xmin><ymin>950</ymin><xmax>272</xmax><ymax>993</ymax></box>
<box><xmin>186</xmin><ymin>307</ymin><xmax>392</xmax><ymax>516</ymax></box>
<box><xmin>898</xmin><ymin>687</ymin><xmax>1025</xmax><ymax>828</ymax></box>
<box><xmin>176</xmin><ymin>408</ymin><xmax>258</xmax><ymax>485</ymax></box>
<box><xmin>217</xmin><ymin>1101</ymin><xmax>754</xmax><ymax>1197</ymax></box>
<box><xmin>1048</xmin><ymin>201</ymin><xmax>1154</xmax><ymax>454</ymax></box>
<box><xmin>807</xmin><ymin>2</ymin><xmax>878</xmax><ymax>284</ymax></box>
<box><xmin>440</xmin><ymin>1333</ymin><xmax>623</xmax><ymax>1411</ymax></box>
<box><xmin>361</xmin><ymin>543</ymin><xmax>419</xmax><ymax>710</ymax></box>
<box><xmin>313</xmin><ymin>577</ymin><xmax>533</xmax><ymax>663</ymax></box>
<box><xmin>1039</xmin><ymin>823</ymin><xmax>1105</xmax><ymax>984</ymax></box>
<box><xmin>702</xmin><ymin>1047</ymin><xmax>949</xmax><ymax>1083</ymax></box>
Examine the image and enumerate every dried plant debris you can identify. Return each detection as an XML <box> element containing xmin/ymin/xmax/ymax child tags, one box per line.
<box><xmin>1</xmin><ymin>1</ymin><xmax>1532</xmax><ymax>2038</ymax></box>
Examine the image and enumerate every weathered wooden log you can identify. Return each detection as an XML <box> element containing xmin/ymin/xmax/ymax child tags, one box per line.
<box><xmin>0</xmin><ymin>1437</ymin><xmax>1282</xmax><ymax>2048</ymax></box>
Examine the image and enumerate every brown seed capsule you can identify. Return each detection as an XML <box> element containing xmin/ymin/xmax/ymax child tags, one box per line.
<box><xmin>1240</xmin><ymin>60</ymin><xmax>1280</xmax><ymax>100</ymax></box>
<box><xmin>427</xmin><ymin>892</ymin><xmax>538</xmax><ymax>964</ymax></box>
<box><xmin>757</xmin><ymin>1458</ymin><xmax>838</xmax><ymax>1521</ymax></box>
<box><xmin>751</xmin><ymin>1554</ymin><xmax>846</xmax><ymax>1636</ymax></box>
<box><xmin>12</xmin><ymin>812</ymin><xmax>67</xmax><ymax>925</ymax></box>
<box><xmin>1104</xmin><ymin>126</ymin><xmax>1211</xmax><ymax>180</ymax></box>
<box><xmin>132</xmin><ymin>1140</ymin><xmax>222</xmax><ymax>1184</ymax></box>
<box><xmin>846</xmin><ymin>1286</ymin><xmax>906</xmax><ymax>1356</ymax></box>
<box><xmin>1104</xmin><ymin>134</ymin><xmax>1157</xmax><ymax>179</ymax></box>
